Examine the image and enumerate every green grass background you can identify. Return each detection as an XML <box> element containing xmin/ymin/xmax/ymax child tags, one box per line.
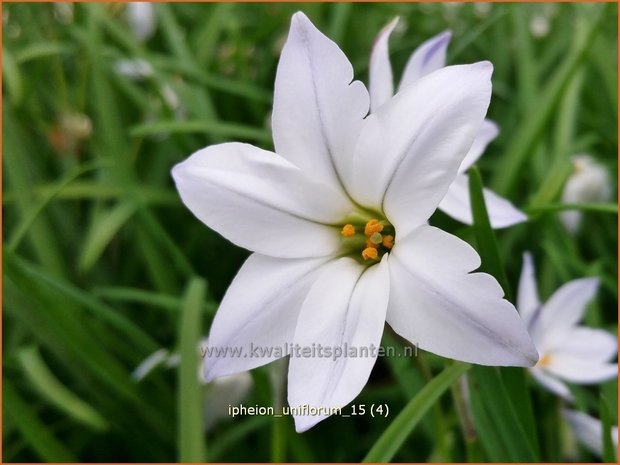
<box><xmin>2</xmin><ymin>2</ymin><xmax>618</xmax><ymax>462</ymax></box>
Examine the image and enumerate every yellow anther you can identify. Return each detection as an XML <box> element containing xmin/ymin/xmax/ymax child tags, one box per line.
<box><xmin>341</xmin><ymin>224</ymin><xmax>356</xmax><ymax>237</ymax></box>
<box><xmin>369</xmin><ymin>232</ymin><xmax>383</xmax><ymax>245</ymax></box>
<box><xmin>364</xmin><ymin>219</ymin><xmax>384</xmax><ymax>236</ymax></box>
<box><xmin>382</xmin><ymin>235</ymin><xmax>394</xmax><ymax>249</ymax></box>
<box><xmin>362</xmin><ymin>247</ymin><xmax>378</xmax><ymax>260</ymax></box>
<box><xmin>537</xmin><ymin>354</ymin><xmax>552</xmax><ymax>368</ymax></box>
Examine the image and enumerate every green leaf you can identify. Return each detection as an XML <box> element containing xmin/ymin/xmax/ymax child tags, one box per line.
<box><xmin>3</xmin><ymin>381</ymin><xmax>77</xmax><ymax>462</ymax></box>
<box><xmin>600</xmin><ymin>396</ymin><xmax>616</xmax><ymax>462</ymax></box>
<box><xmin>2</xmin><ymin>47</ymin><xmax>23</xmax><ymax>105</ymax></box>
<box><xmin>526</xmin><ymin>202</ymin><xmax>618</xmax><ymax>215</ymax></box>
<box><xmin>178</xmin><ymin>278</ymin><xmax>207</xmax><ymax>462</ymax></box>
<box><xmin>469</xmin><ymin>366</ymin><xmax>538</xmax><ymax>461</ymax></box>
<box><xmin>491</xmin><ymin>5</ymin><xmax>607</xmax><ymax>195</ymax></box>
<box><xmin>363</xmin><ymin>362</ymin><xmax>470</xmax><ymax>462</ymax></box>
<box><xmin>79</xmin><ymin>201</ymin><xmax>136</xmax><ymax>271</ymax></box>
<box><xmin>467</xmin><ymin>166</ymin><xmax>512</xmax><ymax>300</ymax></box>
<box><xmin>130</xmin><ymin>120</ymin><xmax>272</xmax><ymax>143</ymax></box>
<box><xmin>17</xmin><ymin>346</ymin><xmax>109</xmax><ymax>431</ymax></box>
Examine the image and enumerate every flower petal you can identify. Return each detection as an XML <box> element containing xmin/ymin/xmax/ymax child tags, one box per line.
<box><xmin>350</xmin><ymin>63</ymin><xmax>492</xmax><ymax>234</ymax></box>
<box><xmin>550</xmin><ymin>327</ymin><xmax>618</xmax><ymax>362</ymax></box>
<box><xmin>172</xmin><ymin>142</ymin><xmax>352</xmax><ymax>258</ymax></box>
<box><xmin>203</xmin><ymin>253</ymin><xmax>330</xmax><ymax>381</ymax></box>
<box><xmin>288</xmin><ymin>256</ymin><xmax>390</xmax><ymax>432</ymax></box>
<box><xmin>369</xmin><ymin>18</ymin><xmax>399</xmax><ymax>112</ymax></box>
<box><xmin>530</xmin><ymin>368</ymin><xmax>573</xmax><ymax>400</ymax></box>
<box><xmin>386</xmin><ymin>225</ymin><xmax>538</xmax><ymax>366</ymax></box>
<box><xmin>517</xmin><ymin>252</ymin><xmax>541</xmax><ymax>327</ymax></box>
<box><xmin>459</xmin><ymin>119</ymin><xmax>499</xmax><ymax>172</ymax></box>
<box><xmin>272</xmin><ymin>12</ymin><xmax>369</xmax><ymax>193</ymax></box>
<box><xmin>545</xmin><ymin>355</ymin><xmax>617</xmax><ymax>384</ymax></box>
<box><xmin>563</xmin><ymin>409</ymin><xmax>618</xmax><ymax>457</ymax></box>
<box><xmin>398</xmin><ymin>30</ymin><xmax>452</xmax><ymax>91</ymax></box>
<box><xmin>438</xmin><ymin>173</ymin><xmax>528</xmax><ymax>228</ymax></box>
<box><xmin>532</xmin><ymin>277</ymin><xmax>600</xmax><ymax>348</ymax></box>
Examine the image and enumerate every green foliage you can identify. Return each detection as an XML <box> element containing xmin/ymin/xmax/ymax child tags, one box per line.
<box><xmin>3</xmin><ymin>2</ymin><xmax>617</xmax><ymax>462</ymax></box>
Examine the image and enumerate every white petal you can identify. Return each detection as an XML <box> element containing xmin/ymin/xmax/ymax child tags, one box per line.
<box><xmin>438</xmin><ymin>173</ymin><xmax>528</xmax><ymax>228</ymax></box>
<box><xmin>386</xmin><ymin>225</ymin><xmax>538</xmax><ymax>366</ymax></box>
<box><xmin>369</xmin><ymin>18</ymin><xmax>399</xmax><ymax>113</ymax></box>
<box><xmin>203</xmin><ymin>254</ymin><xmax>330</xmax><ymax>381</ymax></box>
<box><xmin>204</xmin><ymin>372</ymin><xmax>253</xmax><ymax>431</ymax></box>
<box><xmin>125</xmin><ymin>2</ymin><xmax>156</xmax><ymax>42</ymax></box>
<box><xmin>355</xmin><ymin>63</ymin><xmax>492</xmax><ymax>235</ymax></box>
<box><xmin>545</xmin><ymin>355</ymin><xmax>617</xmax><ymax>384</ymax></box>
<box><xmin>459</xmin><ymin>119</ymin><xmax>499</xmax><ymax>172</ymax></box>
<box><xmin>398</xmin><ymin>30</ymin><xmax>452</xmax><ymax>91</ymax></box>
<box><xmin>549</xmin><ymin>327</ymin><xmax>618</xmax><ymax>362</ymax></box>
<box><xmin>272</xmin><ymin>12</ymin><xmax>369</xmax><ymax>192</ymax></box>
<box><xmin>532</xmin><ymin>278</ymin><xmax>600</xmax><ymax>348</ymax></box>
<box><xmin>132</xmin><ymin>349</ymin><xmax>170</xmax><ymax>381</ymax></box>
<box><xmin>288</xmin><ymin>256</ymin><xmax>390</xmax><ymax>432</ymax></box>
<box><xmin>530</xmin><ymin>367</ymin><xmax>573</xmax><ymax>400</ymax></box>
<box><xmin>172</xmin><ymin>142</ymin><xmax>352</xmax><ymax>258</ymax></box>
<box><xmin>563</xmin><ymin>409</ymin><xmax>618</xmax><ymax>458</ymax></box>
<box><xmin>517</xmin><ymin>252</ymin><xmax>541</xmax><ymax>327</ymax></box>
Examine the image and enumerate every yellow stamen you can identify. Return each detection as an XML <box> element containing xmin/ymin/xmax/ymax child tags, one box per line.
<box><xmin>362</xmin><ymin>247</ymin><xmax>378</xmax><ymax>260</ymax></box>
<box><xmin>364</xmin><ymin>219</ymin><xmax>384</xmax><ymax>236</ymax></box>
<box><xmin>537</xmin><ymin>354</ymin><xmax>552</xmax><ymax>368</ymax></box>
<box><xmin>341</xmin><ymin>224</ymin><xmax>355</xmax><ymax>237</ymax></box>
<box><xmin>369</xmin><ymin>232</ymin><xmax>383</xmax><ymax>245</ymax></box>
<box><xmin>382</xmin><ymin>235</ymin><xmax>394</xmax><ymax>249</ymax></box>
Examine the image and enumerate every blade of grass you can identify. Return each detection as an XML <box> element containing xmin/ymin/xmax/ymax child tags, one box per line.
<box><xmin>2</xmin><ymin>46</ymin><xmax>23</xmax><ymax>105</ymax></box>
<box><xmin>526</xmin><ymin>202</ymin><xmax>618</xmax><ymax>215</ymax></box>
<box><xmin>467</xmin><ymin>166</ymin><xmax>512</xmax><ymax>299</ymax></box>
<box><xmin>600</xmin><ymin>396</ymin><xmax>616</xmax><ymax>462</ymax></box>
<box><xmin>9</xmin><ymin>253</ymin><xmax>160</xmax><ymax>353</ymax></box>
<box><xmin>491</xmin><ymin>4</ymin><xmax>606</xmax><ymax>195</ymax></box>
<box><xmin>363</xmin><ymin>362</ymin><xmax>470</xmax><ymax>462</ymax></box>
<box><xmin>178</xmin><ymin>277</ymin><xmax>207</xmax><ymax>462</ymax></box>
<box><xmin>7</xmin><ymin>161</ymin><xmax>105</xmax><ymax>253</ymax></box>
<box><xmin>3</xmin><ymin>381</ymin><xmax>77</xmax><ymax>462</ymax></box>
<box><xmin>468</xmin><ymin>166</ymin><xmax>540</xmax><ymax>460</ymax></box>
<box><xmin>17</xmin><ymin>346</ymin><xmax>109</xmax><ymax>431</ymax></box>
<box><xmin>79</xmin><ymin>201</ymin><xmax>137</xmax><ymax>272</ymax></box>
<box><xmin>130</xmin><ymin>120</ymin><xmax>272</xmax><ymax>144</ymax></box>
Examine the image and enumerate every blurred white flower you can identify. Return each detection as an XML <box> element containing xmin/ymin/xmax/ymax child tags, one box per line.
<box><xmin>530</xmin><ymin>15</ymin><xmax>551</xmax><ymax>38</ymax></box>
<box><xmin>114</xmin><ymin>58</ymin><xmax>154</xmax><ymax>80</ymax></box>
<box><xmin>53</xmin><ymin>3</ymin><xmax>74</xmax><ymax>24</ymax></box>
<box><xmin>560</xmin><ymin>154</ymin><xmax>612</xmax><ymax>234</ymax></box>
<box><xmin>132</xmin><ymin>340</ymin><xmax>253</xmax><ymax>431</ymax></box>
<box><xmin>474</xmin><ymin>3</ymin><xmax>493</xmax><ymax>18</ymax></box>
<box><xmin>517</xmin><ymin>253</ymin><xmax>617</xmax><ymax>400</ymax></box>
<box><xmin>369</xmin><ymin>18</ymin><xmax>527</xmax><ymax>229</ymax></box>
<box><xmin>563</xmin><ymin>409</ymin><xmax>618</xmax><ymax>458</ymax></box>
<box><xmin>126</xmin><ymin>2</ymin><xmax>156</xmax><ymax>42</ymax></box>
<box><xmin>173</xmin><ymin>12</ymin><xmax>537</xmax><ymax>432</ymax></box>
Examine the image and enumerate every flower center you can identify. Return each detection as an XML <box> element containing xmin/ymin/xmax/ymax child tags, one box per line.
<box><xmin>536</xmin><ymin>353</ymin><xmax>552</xmax><ymax>368</ymax></box>
<box><xmin>339</xmin><ymin>216</ymin><xmax>395</xmax><ymax>264</ymax></box>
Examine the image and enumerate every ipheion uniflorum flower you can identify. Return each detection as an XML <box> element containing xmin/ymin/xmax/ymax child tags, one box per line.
<box><xmin>172</xmin><ymin>12</ymin><xmax>538</xmax><ymax>432</ymax></box>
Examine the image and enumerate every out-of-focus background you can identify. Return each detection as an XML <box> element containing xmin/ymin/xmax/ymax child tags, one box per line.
<box><xmin>3</xmin><ymin>2</ymin><xmax>617</xmax><ymax>462</ymax></box>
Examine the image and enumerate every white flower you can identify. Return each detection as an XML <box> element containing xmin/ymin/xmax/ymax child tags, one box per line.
<box><xmin>563</xmin><ymin>409</ymin><xmax>618</xmax><ymax>458</ymax></box>
<box><xmin>172</xmin><ymin>12</ymin><xmax>538</xmax><ymax>432</ymax></box>
<box><xmin>369</xmin><ymin>19</ymin><xmax>527</xmax><ymax>229</ymax></box>
<box><xmin>560</xmin><ymin>154</ymin><xmax>612</xmax><ymax>234</ymax></box>
<box><xmin>125</xmin><ymin>2</ymin><xmax>156</xmax><ymax>43</ymax></box>
<box><xmin>114</xmin><ymin>58</ymin><xmax>154</xmax><ymax>80</ymax></box>
<box><xmin>517</xmin><ymin>253</ymin><xmax>617</xmax><ymax>400</ymax></box>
